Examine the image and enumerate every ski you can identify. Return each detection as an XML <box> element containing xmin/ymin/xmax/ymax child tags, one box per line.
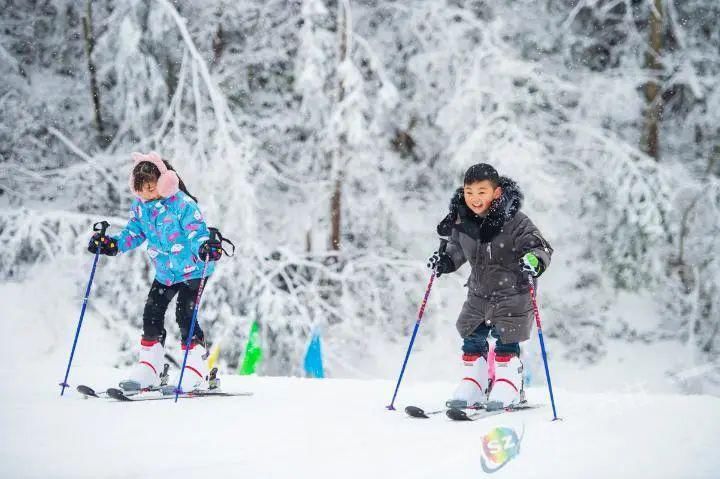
<box><xmin>74</xmin><ymin>366</ymin><xmax>239</xmax><ymax>401</ymax></box>
<box><xmin>76</xmin><ymin>384</ymin><xmax>102</xmax><ymax>398</ymax></box>
<box><xmin>405</xmin><ymin>405</ymin><xmax>445</xmax><ymax>418</ymax></box>
<box><xmin>75</xmin><ymin>384</ymin><xmax>163</xmax><ymax>398</ymax></box>
<box><xmin>446</xmin><ymin>402</ymin><xmax>540</xmax><ymax>421</ymax></box>
<box><xmin>105</xmin><ymin>387</ymin><xmax>252</xmax><ymax>402</ymax></box>
<box><xmin>404</xmin><ymin>404</ymin><xmax>484</xmax><ymax>419</ymax></box>
<box><xmin>75</xmin><ymin>364</ymin><xmax>172</xmax><ymax>399</ymax></box>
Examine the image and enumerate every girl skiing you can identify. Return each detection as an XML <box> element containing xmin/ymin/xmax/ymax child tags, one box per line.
<box><xmin>429</xmin><ymin>163</ymin><xmax>553</xmax><ymax>408</ymax></box>
<box><xmin>88</xmin><ymin>152</ymin><xmax>223</xmax><ymax>392</ymax></box>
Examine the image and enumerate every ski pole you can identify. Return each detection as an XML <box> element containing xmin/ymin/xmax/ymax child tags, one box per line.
<box><xmin>60</xmin><ymin>221</ymin><xmax>109</xmax><ymax>396</ymax></box>
<box><xmin>528</xmin><ymin>275</ymin><xmax>560</xmax><ymax>421</ymax></box>
<box><xmin>174</xmin><ymin>227</ymin><xmax>227</xmax><ymax>401</ymax></box>
<box><xmin>387</xmin><ymin>238</ymin><xmax>447</xmax><ymax>410</ymax></box>
<box><xmin>174</xmin><ymin>260</ymin><xmax>210</xmax><ymax>402</ymax></box>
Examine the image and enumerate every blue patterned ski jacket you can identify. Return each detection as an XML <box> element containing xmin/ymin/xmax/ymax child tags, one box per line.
<box><xmin>113</xmin><ymin>191</ymin><xmax>215</xmax><ymax>286</ymax></box>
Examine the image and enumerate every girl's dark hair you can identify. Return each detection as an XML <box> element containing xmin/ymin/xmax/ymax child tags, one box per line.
<box><xmin>464</xmin><ymin>163</ymin><xmax>500</xmax><ymax>188</ymax></box>
<box><xmin>132</xmin><ymin>159</ymin><xmax>198</xmax><ymax>202</ymax></box>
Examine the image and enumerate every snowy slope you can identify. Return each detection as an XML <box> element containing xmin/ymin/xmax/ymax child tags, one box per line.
<box><xmin>1</xmin><ymin>271</ymin><xmax>719</xmax><ymax>479</ymax></box>
<box><xmin>1</xmin><ymin>373</ymin><xmax>719</xmax><ymax>479</ymax></box>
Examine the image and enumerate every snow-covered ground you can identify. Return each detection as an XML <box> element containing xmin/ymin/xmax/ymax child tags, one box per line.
<box><xmin>2</xmin><ymin>372</ymin><xmax>719</xmax><ymax>478</ymax></box>
<box><xmin>2</xmin><ymin>274</ymin><xmax>719</xmax><ymax>478</ymax></box>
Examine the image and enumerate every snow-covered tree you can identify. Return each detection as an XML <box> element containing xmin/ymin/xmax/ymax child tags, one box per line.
<box><xmin>1</xmin><ymin>0</ymin><xmax>718</xmax><ymax>391</ymax></box>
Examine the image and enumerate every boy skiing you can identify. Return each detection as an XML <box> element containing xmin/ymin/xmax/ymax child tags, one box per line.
<box><xmin>88</xmin><ymin>152</ymin><xmax>225</xmax><ymax>393</ymax></box>
<box><xmin>429</xmin><ymin>163</ymin><xmax>552</xmax><ymax>408</ymax></box>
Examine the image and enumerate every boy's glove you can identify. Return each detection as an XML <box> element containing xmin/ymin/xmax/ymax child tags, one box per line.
<box><xmin>427</xmin><ymin>251</ymin><xmax>455</xmax><ymax>277</ymax></box>
<box><xmin>521</xmin><ymin>252</ymin><xmax>544</xmax><ymax>277</ymax></box>
<box><xmin>437</xmin><ymin>187</ymin><xmax>464</xmax><ymax>236</ymax></box>
<box><xmin>88</xmin><ymin>233</ymin><xmax>118</xmax><ymax>256</ymax></box>
<box><xmin>198</xmin><ymin>239</ymin><xmax>222</xmax><ymax>262</ymax></box>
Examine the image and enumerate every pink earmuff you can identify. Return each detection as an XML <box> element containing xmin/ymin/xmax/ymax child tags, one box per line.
<box><xmin>129</xmin><ymin>151</ymin><xmax>179</xmax><ymax>199</ymax></box>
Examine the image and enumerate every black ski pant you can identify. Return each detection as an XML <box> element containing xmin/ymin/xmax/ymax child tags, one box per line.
<box><xmin>142</xmin><ymin>279</ymin><xmax>206</xmax><ymax>344</ymax></box>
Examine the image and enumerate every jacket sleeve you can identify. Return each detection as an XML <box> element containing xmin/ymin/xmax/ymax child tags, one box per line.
<box><xmin>114</xmin><ymin>203</ymin><xmax>147</xmax><ymax>253</ymax></box>
<box><xmin>444</xmin><ymin>226</ymin><xmax>467</xmax><ymax>272</ymax></box>
<box><xmin>513</xmin><ymin>214</ymin><xmax>553</xmax><ymax>269</ymax></box>
<box><xmin>179</xmin><ymin>199</ymin><xmax>211</xmax><ymax>256</ymax></box>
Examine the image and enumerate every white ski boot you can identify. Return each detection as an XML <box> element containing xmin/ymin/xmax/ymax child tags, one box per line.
<box><xmin>178</xmin><ymin>341</ymin><xmax>209</xmax><ymax>392</ymax></box>
<box><xmin>119</xmin><ymin>338</ymin><xmax>165</xmax><ymax>392</ymax></box>
<box><xmin>446</xmin><ymin>353</ymin><xmax>490</xmax><ymax>409</ymax></box>
<box><xmin>486</xmin><ymin>353</ymin><xmax>524</xmax><ymax>410</ymax></box>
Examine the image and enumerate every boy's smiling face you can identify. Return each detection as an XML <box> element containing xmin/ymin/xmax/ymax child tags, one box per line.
<box><xmin>464</xmin><ymin>180</ymin><xmax>502</xmax><ymax>216</ymax></box>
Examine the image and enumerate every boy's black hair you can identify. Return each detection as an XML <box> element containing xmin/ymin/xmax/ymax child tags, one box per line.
<box><xmin>463</xmin><ymin>163</ymin><xmax>500</xmax><ymax>188</ymax></box>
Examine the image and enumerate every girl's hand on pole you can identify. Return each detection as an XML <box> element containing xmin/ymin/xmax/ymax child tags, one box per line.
<box><xmin>198</xmin><ymin>240</ymin><xmax>222</xmax><ymax>262</ymax></box>
<box><xmin>87</xmin><ymin>233</ymin><xmax>118</xmax><ymax>256</ymax></box>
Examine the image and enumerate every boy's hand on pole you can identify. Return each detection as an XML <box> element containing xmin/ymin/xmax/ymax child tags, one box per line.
<box><xmin>427</xmin><ymin>250</ymin><xmax>454</xmax><ymax>277</ymax></box>
<box><xmin>521</xmin><ymin>252</ymin><xmax>544</xmax><ymax>277</ymax></box>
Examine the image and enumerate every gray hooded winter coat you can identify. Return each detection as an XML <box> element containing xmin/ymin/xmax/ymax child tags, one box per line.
<box><xmin>444</xmin><ymin>177</ymin><xmax>552</xmax><ymax>344</ymax></box>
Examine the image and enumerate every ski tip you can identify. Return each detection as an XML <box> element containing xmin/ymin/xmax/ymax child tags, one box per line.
<box><xmin>76</xmin><ymin>385</ymin><xmax>98</xmax><ymax>398</ymax></box>
<box><xmin>106</xmin><ymin>388</ymin><xmax>132</xmax><ymax>401</ymax></box>
<box><xmin>446</xmin><ymin>408</ymin><xmax>472</xmax><ymax>421</ymax></box>
<box><xmin>405</xmin><ymin>406</ymin><xmax>429</xmax><ymax>418</ymax></box>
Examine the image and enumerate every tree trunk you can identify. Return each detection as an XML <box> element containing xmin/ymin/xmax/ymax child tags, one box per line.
<box><xmin>642</xmin><ymin>0</ymin><xmax>663</xmax><ymax>161</ymax></box>
<box><xmin>330</xmin><ymin>175</ymin><xmax>343</xmax><ymax>250</ymax></box>
<box><xmin>82</xmin><ymin>0</ymin><xmax>105</xmax><ymax>144</ymax></box>
<box><xmin>212</xmin><ymin>24</ymin><xmax>225</xmax><ymax>65</ymax></box>
<box><xmin>330</xmin><ymin>0</ymin><xmax>349</xmax><ymax>251</ymax></box>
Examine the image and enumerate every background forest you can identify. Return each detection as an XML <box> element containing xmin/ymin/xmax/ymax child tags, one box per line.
<box><xmin>1</xmin><ymin>0</ymin><xmax>718</xmax><ymax>394</ymax></box>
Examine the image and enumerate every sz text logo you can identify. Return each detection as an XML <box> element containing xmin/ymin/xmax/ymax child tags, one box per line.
<box><xmin>480</xmin><ymin>426</ymin><xmax>523</xmax><ymax>473</ymax></box>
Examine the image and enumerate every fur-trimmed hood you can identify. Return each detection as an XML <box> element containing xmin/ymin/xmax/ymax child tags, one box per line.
<box><xmin>437</xmin><ymin>176</ymin><xmax>524</xmax><ymax>242</ymax></box>
<box><xmin>460</xmin><ymin>176</ymin><xmax>523</xmax><ymax>220</ymax></box>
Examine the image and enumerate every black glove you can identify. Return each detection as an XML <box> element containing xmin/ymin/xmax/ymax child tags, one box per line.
<box><xmin>88</xmin><ymin>233</ymin><xmax>118</xmax><ymax>256</ymax></box>
<box><xmin>198</xmin><ymin>239</ymin><xmax>222</xmax><ymax>262</ymax></box>
<box><xmin>437</xmin><ymin>187</ymin><xmax>464</xmax><ymax>236</ymax></box>
<box><xmin>427</xmin><ymin>251</ymin><xmax>455</xmax><ymax>277</ymax></box>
